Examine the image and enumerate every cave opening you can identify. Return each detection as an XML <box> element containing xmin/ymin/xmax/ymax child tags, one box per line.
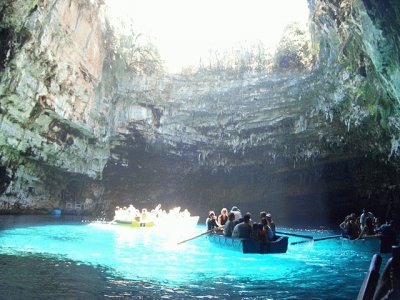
<box><xmin>104</xmin><ymin>0</ymin><xmax>310</xmax><ymax>73</ymax></box>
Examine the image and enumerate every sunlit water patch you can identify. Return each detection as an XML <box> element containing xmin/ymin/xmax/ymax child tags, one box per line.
<box><xmin>0</xmin><ymin>216</ymin><xmax>388</xmax><ymax>299</ymax></box>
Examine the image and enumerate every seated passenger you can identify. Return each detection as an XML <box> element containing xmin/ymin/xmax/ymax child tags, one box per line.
<box><xmin>339</xmin><ymin>215</ymin><xmax>350</xmax><ymax>233</ymax></box>
<box><xmin>377</xmin><ymin>220</ymin><xmax>396</xmax><ymax>237</ymax></box>
<box><xmin>257</xmin><ymin>223</ymin><xmax>267</xmax><ymax>242</ymax></box>
<box><xmin>377</xmin><ymin>220</ymin><xmax>397</xmax><ymax>252</ymax></box>
<box><xmin>223</xmin><ymin>212</ymin><xmax>236</xmax><ymax>237</ymax></box>
<box><xmin>251</xmin><ymin>223</ymin><xmax>260</xmax><ymax>240</ymax></box>
<box><xmin>261</xmin><ymin>218</ymin><xmax>274</xmax><ymax>241</ymax></box>
<box><xmin>206</xmin><ymin>211</ymin><xmax>220</xmax><ymax>231</ymax></box>
<box><xmin>266</xmin><ymin>213</ymin><xmax>276</xmax><ymax>239</ymax></box>
<box><xmin>340</xmin><ymin>213</ymin><xmax>360</xmax><ymax>240</ymax></box>
<box><xmin>232</xmin><ymin>213</ymin><xmax>252</xmax><ymax>238</ymax></box>
<box><xmin>141</xmin><ymin>208</ymin><xmax>148</xmax><ymax>221</ymax></box>
<box><xmin>234</xmin><ymin>217</ymin><xmax>244</xmax><ymax>227</ymax></box>
<box><xmin>218</xmin><ymin>208</ymin><xmax>228</xmax><ymax>226</ymax></box>
<box><xmin>230</xmin><ymin>206</ymin><xmax>242</xmax><ymax>222</ymax></box>
<box><xmin>360</xmin><ymin>208</ymin><xmax>374</xmax><ymax>231</ymax></box>
<box><xmin>374</xmin><ymin>217</ymin><xmax>381</xmax><ymax>231</ymax></box>
<box><xmin>134</xmin><ymin>209</ymin><xmax>141</xmax><ymax>222</ymax></box>
<box><xmin>259</xmin><ymin>211</ymin><xmax>267</xmax><ymax>223</ymax></box>
<box><xmin>357</xmin><ymin>217</ymin><xmax>375</xmax><ymax>239</ymax></box>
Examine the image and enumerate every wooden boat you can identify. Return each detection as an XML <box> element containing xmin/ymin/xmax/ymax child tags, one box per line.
<box><xmin>340</xmin><ymin>235</ymin><xmax>398</xmax><ymax>253</ymax></box>
<box><xmin>207</xmin><ymin>233</ymin><xmax>288</xmax><ymax>254</ymax></box>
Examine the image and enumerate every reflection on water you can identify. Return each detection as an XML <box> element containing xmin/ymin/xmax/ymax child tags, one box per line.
<box><xmin>0</xmin><ymin>215</ymin><xmax>386</xmax><ymax>299</ymax></box>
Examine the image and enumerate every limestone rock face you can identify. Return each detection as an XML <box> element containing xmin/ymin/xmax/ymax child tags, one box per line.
<box><xmin>104</xmin><ymin>0</ymin><xmax>400</xmax><ymax>225</ymax></box>
<box><xmin>0</xmin><ymin>0</ymin><xmax>400</xmax><ymax>225</ymax></box>
<box><xmin>0</xmin><ymin>0</ymin><xmax>109</xmax><ymax>209</ymax></box>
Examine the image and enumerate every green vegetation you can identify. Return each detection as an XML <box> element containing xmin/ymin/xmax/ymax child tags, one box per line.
<box><xmin>182</xmin><ymin>22</ymin><xmax>315</xmax><ymax>76</ymax></box>
<box><xmin>273</xmin><ymin>23</ymin><xmax>314</xmax><ymax>72</ymax></box>
<box><xmin>103</xmin><ymin>20</ymin><xmax>163</xmax><ymax>75</ymax></box>
<box><xmin>0</xmin><ymin>0</ymin><xmax>37</xmax><ymax>30</ymax></box>
<box><xmin>0</xmin><ymin>0</ymin><xmax>37</xmax><ymax>69</ymax></box>
<box><xmin>193</xmin><ymin>41</ymin><xmax>273</xmax><ymax>75</ymax></box>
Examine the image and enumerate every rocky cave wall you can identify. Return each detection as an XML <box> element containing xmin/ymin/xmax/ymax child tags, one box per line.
<box><xmin>0</xmin><ymin>0</ymin><xmax>109</xmax><ymax>212</ymax></box>
<box><xmin>0</xmin><ymin>0</ymin><xmax>400</xmax><ymax>226</ymax></box>
<box><xmin>102</xmin><ymin>0</ymin><xmax>400</xmax><ymax>225</ymax></box>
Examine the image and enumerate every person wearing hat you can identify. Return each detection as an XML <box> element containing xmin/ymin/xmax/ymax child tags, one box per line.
<box><xmin>230</xmin><ymin>206</ymin><xmax>242</xmax><ymax>222</ymax></box>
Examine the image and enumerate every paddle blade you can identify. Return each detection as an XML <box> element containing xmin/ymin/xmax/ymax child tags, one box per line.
<box><xmin>290</xmin><ymin>239</ymin><xmax>313</xmax><ymax>245</ymax></box>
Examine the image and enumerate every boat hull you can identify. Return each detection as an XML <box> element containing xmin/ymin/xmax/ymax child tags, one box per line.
<box><xmin>115</xmin><ymin>220</ymin><xmax>155</xmax><ymax>227</ymax></box>
<box><xmin>340</xmin><ymin>235</ymin><xmax>397</xmax><ymax>253</ymax></box>
<box><xmin>207</xmin><ymin>234</ymin><xmax>288</xmax><ymax>254</ymax></box>
<box><xmin>113</xmin><ymin>216</ymin><xmax>199</xmax><ymax>228</ymax></box>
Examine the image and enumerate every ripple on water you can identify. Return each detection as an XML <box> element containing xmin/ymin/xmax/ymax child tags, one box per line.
<box><xmin>0</xmin><ymin>219</ymin><xmax>383</xmax><ymax>299</ymax></box>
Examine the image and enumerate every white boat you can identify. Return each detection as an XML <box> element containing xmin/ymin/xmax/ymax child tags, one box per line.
<box><xmin>113</xmin><ymin>205</ymin><xmax>199</xmax><ymax>229</ymax></box>
<box><xmin>156</xmin><ymin>214</ymin><xmax>200</xmax><ymax>228</ymax></box>
<box><xmin>113</xmin><ymin>206</ymin><xmax>155</xmax><ymax>227</ymax></box>
<box><xmin>152</xmin><ymin>206</ymin><xmax>199</xmax><ymax>229</ymax></box>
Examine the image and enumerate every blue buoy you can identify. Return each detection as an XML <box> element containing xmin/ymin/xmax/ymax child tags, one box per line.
<box><xmin>51</xmin><ymin>209</ymin><xmax>61</xmax><ymax>216</ymax></box>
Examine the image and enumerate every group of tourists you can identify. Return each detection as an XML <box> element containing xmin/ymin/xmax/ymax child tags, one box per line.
<box><xmin>114</xmin><ymin>205</ymin><xmax>151</xmax><ymax>223</ymax></box>
<box><xmin>114</xmin><ymin>204</ymin><xmax>191</xmax><ymax>223</ymax></box>
<box><xmin>340</xmin><ymin>208</ymin><xmax>397</xmax><ymax>244</ymax></box>
<box><xmin>205</xmin><ymin>206</ymin><xmax>277</xmax><ymax>242</ymax></box>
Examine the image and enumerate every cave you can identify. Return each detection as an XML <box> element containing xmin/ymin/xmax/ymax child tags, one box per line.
<box><xmin>0</xmin><ymin>0</ymin><xmax>400</xmax><ymax>227</ymax></box>
<box><xmin>1</xmin><ymin>0</ymin><xmax>400</xmax><ymax>298</ymax></box>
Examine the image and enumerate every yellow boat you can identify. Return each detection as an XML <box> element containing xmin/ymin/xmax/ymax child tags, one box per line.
<box><xmin>113</xmin><ymin>206</ymin><xmax>155</xmax><ymax>227</ymax></box>
<box><xmin>116</xmin><ymin>219</ymin><xmax>155</xmax><ymax>227</ymax></box>
<box><xmin>112</xmin><ymin>205</ymin><xmax>199</xmax><ymax>229</ymax></box>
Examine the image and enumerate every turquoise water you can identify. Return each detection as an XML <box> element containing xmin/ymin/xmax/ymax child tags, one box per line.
<box><xmin>0</xmin><ymin>216</ymin><xmax>387</xmax><ymax>299</ymax></box>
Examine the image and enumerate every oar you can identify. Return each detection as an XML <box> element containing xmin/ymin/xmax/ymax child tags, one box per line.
<box><xmin>276</xmin><ymin>231</ymin><xmax>313</xmax><ymax>240</ymax></box>
<box><xmin>177</xmin><ymin>229</ymin><xmax>214</xmax><ymax>245</ymax></box>
<box><xmin>314</xmin><ymin>235</ymin><xmax>342</xmax><ymax>242</ymax></box>
<box><xmin>290</xmin><ymin>234</ymin><xmax>342</xmax><ymax>245</ymax></box>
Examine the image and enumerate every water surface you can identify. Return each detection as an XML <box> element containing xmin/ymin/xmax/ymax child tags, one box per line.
<box><xmin>0</xmin><ymin>215</ymin><xmax>385</xmax><ymax>299</ymax></box>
